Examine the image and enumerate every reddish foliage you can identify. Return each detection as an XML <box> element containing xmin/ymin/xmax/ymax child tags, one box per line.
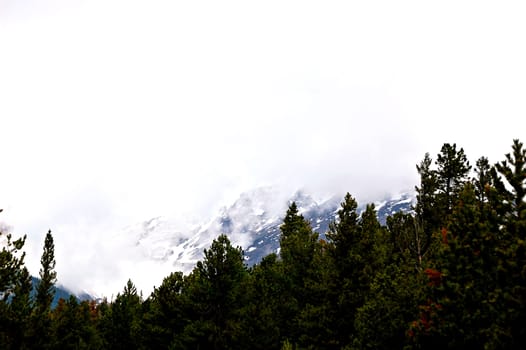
<box><xmin>424</xmin><ymin>268</ymin><xmax>442</xmax><ymax>287</ymax></box>
<box><xmin>441</xmin><ymin>227</ymin><xmax>448</xmax><ymax>244</ymax></box>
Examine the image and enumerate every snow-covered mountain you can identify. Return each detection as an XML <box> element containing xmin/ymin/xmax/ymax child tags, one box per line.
<box><xmin>120</xmin><ymin>187</ymin><xmax>415</xmax><ymax>274</ymax></box>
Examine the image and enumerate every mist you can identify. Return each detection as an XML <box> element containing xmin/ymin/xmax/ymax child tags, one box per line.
<box><xmin>1</xmin><ymin>0</ymin><xmax>525</xmax><ymax>295</ymax></box>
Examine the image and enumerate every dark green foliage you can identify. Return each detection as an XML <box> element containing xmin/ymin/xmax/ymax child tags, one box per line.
<box><xmin>326</xmin><ymin>193</ymin><xmax>360</xmax><ymax>265</ymax></box>
<box><xmin>297</xmin><ymin>240</ymin><xmax>340</xmax><ymax>350</ymax></box>
<box><xmin>411</xmin><ymin>184</ymin><xmax>500</xmax><ymax>348</ymax></box>
<box><xmin>0</xmin><ymin>231</ymin><xmax>27</xmax><ymax>301</ymax></box>
<box><xmin>103</xmin><ymin>279</ymin><xmax>143</xmax><ymax>350</ymax></box>
<box><xmin>240</xmin><ymin>254</ymin><xmax>286</xmax><ymax>349</ymax></box>
<box><xmin>387</xmin><ymin>212</ymin><xmax>420</xmax><ymax>265</ymax></box>
<box><xmin>280</xmin><ymin>202</ymin><xmax>318</xmax><ymax>285</ymax></box>
<box><xmin>1</xmin><ymin>139</ymin><xmax>526</xmax><ymax>349</ymax></box>
<box><xmin>35</xmin><ymin>231</ymin><xmax>57</xmax><ymax>312</ymax></box>
<box><xmin>352</xmin><ymin>262</ymin><xmax>423</xmax><ymax>350</ymax></box>
<box><xmin>174</xmin><ymin>234</ymin><xmax>248</xmax><ymax>349</ymax></box>
<box><xmin>30</xmin><ymin>230</ymin><xmax>57</xmax><ymax>349</ymax></box>
<box><xmin>493</xmin><ymin>139</ymin><xmax>526</xmax><ymax>236</ymax></box>
<box><xmin>326</xmin><ymin>196</ymin><xmax>394</xmax><ymax>348</ymax></box>
<box><xmin>142</xmin><ymin>272</ymin><xmax>186</xmax><ymax>348</ymax></box>
<box><xmin>279</xmin><ymin>202</ymin><xmax>319</xmax><ymax>345</ymax></box>
<box><xmin>473</xmin><ymin>156</ymin><xmax>493</xmax><ymax>203</ymax></box>
<box><xmin>8</xmin><ymin>266</ymin><xmax>32</xmax><ymax>349</ymax></box>
<box><xmin>491</xmin><ymin>139</ymin><xmax>526</xmax><ymax>347</ymax></box>
<box><xmin>0</xmin><ymin>221</ymin><xmax>31</xmax><ymax>350</ymax></box>
<box><xmin>408</xmin><ymin>140</ymin><xmax>526</xmax><ymax>349</ymax></box>
<box><xmin>435</xmin><ymin>143</ymin><xmax>472</xmax><ymax>216</ymax></box>
<box><xmin>412</xmin><ymin>153</ymin><xmax>441</xmax><ymax>267</ymax></box>
<box><xmin>52</xmin><ymin>296</ymin><xmax>101</xmax><ymax>349</ymax></box>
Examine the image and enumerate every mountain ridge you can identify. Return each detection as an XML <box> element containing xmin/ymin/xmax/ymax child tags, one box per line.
<box><xmin>63</xmin><ymin>188</ymin><xmax>415</xmax><ymax>297</ymax></box>
<box><xmin>127</xmin><ymin>188</ymin><xmax>415</xmax><ymax>270</ymax></box>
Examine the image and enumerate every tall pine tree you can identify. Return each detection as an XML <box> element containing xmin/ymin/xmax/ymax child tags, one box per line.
<box><xmin>491</xmin><ymin>139</ymin><xmax>526</xmax><ymax>347</ymax></box>
<box><xmin>435</xmin><ymin>143</ymin><xmax>471</xmax><ymax>217</ymax></box>
<box><xmin>413</xmin><ymin>153</ymin><xmax>440</xmax><ymax>266</ymax></box>
<box><xmin>279</xmin><ymin>202</ymin><xmax>318</xmax><ymax>346</ymax></box>
<box><xmin>177</xmin><ymin>234</ymin><xmax>247</xmax><ymax>350</ymax></box>
<box><xmin>0</xmin><ymin>218</ymin><xmax>30</xmax><ymax>349</ymax></box>
<box><xmin>31</xmin><ymin>230</ymin><xmax>57</xmax><ymax>349</ymax></box>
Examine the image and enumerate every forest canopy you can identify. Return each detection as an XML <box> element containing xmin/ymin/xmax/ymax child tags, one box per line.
<box><xmin>1</xmin><ymin>139</ymin><xmax>525</xmax><ymax>349</ymax></box>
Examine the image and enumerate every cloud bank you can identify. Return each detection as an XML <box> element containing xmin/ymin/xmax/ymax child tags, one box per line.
<box><xmin>1</xmin><ymin>0</ymin><xmax>525</xmax><ymax>295</ymax></box>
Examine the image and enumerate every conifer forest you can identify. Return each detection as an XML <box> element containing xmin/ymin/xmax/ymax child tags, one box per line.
<box><xmin>1</xmin><ymin>139</ymin><xmax>525</xmax><ymax>349</ymax></box>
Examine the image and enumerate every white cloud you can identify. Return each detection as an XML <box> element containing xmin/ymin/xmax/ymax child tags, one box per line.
<box><xmin>1</xmin><ymin>0</ymin><xmax>526</xmax><ymax>295</ymax></box>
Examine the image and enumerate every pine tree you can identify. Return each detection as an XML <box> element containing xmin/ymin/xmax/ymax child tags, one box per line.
<box><xmin>35</xmin><ymin>230</ymin><xmax>57</xmax><ymax>312</ymax></box>
<box><xmin>435</xmin><ymin>143</ymin><xmax>471</xmax><ymax>217</ymax></box>
<box><xmin>0</xmin><ymin>219</ymin><xmax>30</xmax><ymax>349</ymax></box>
<box><xmin>104</xmin><ymin>279</ymin><xmax>143</xmax><ymax>350</ymax></box>
<box><xmin>326</xmin><ymin>195</ymin><xmax>389</xmax><ymax>348</ymax></box>
<box><xmin>491</xmin><ymin>139</ymin><xmax>526</xmax><ymax>347</ymax></box>
<box><xmin>325</xmin><ymin>194</ymin><xmax>361</xmax><ymax>348</ymax></box>
<box><xmin>240</xmin><ymin>254</ymin><xmax>286</xmax><ymax>350</ymax></box>
<box><xmin>386</xmin><ymin>212</ymin><xmax>428</xmax><ymax>268</ymax></box>
<box><xmin>178</xmin><ymin>234</ymin><xmax>247</xmax><ymax>350</ymax></box>
<box><xmin>493</xmin><ymin>139</ymin><xmax>526</xmax><ymax>237</ymax></box>
<box><xmin>413</xmin><ymin>153</ymin><xmax>440</xmax><ymax>265</ymax></box>
<box><xmin>410</xmin><ymin>184</ymin><xmax>499</xmax><ymax>348</ymax></box>
<box><xmin>31</xmin><ymin>230</ymin><xmax>57</xmax><ymax>349</ymax></box>
<box><xmin>326</xmin><ymin>193</ymin><xmax>360</xmax><ymax>274</ymax></box>
<box><xmin>297</xmin><ymin>238</ymin><xmax>340</xmax><ymax>349</ymax></box>
<box><xmin>8</xmin><ymin>266</ymin><xmax>32</xmax><ymax>349</ymax></box>
<box><xmin>410</xmin><ymin>141</ymin><xmax>525</xmax><ymax>348</ymax></box>
<box><xmin>0</xmin><ymin>224</ymin><xmax>27</xmax><ymax>302</ymax></box>
<box><xmin>473</xmin><ymin>157</ymin><xmax>493</xmax><ymax>204</ymax></box>
<box><xmin>280</xmin><ymin>202</ymin><xmax>318</xmax><ymax>284</ymax></box>
<box><xmin>278</xmin><ymin>202</ymin><xmax>318</xmax><ymax>344</ymax></box>
<box><xmin>52</xmin><ymin>295</ymin><xmax>98</xmax><ymax>349</ymax></box>
<box><xmin>142</xmin><ymin>272</ymin><xmax>186</xmax><ymax>349</ymax></box>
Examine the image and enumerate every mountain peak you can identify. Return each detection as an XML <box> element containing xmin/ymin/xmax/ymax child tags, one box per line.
<box><xmin>73</xmin><ymin>187</ymin><xmax>415</xmax><ymax>297</ymax></box>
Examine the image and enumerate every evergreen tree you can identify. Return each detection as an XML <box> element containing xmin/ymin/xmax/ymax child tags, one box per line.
<box><xmin>435</xmin><ymin>143</ymin><xmax>471</xmax><ymax>217</ymax></box>
<box><xmin>387</xmin><ymin>212</ymin><xmax>424</xmax><ymax>267</ymax></box>
<box><xmin>326</xmin><ymin>196</ymin><xmax>388</xmax><ymax>348</ymax></box>
<box><xmin>493</xmin><ymin>139</ymin><xmax>526</xmax><ymax>237</ymax></box>
<box><xmin>491</xmin><ymin>139</ymin><xmax>526</xmax><ymax>347</ymax></box>
<box><xmin>35</xmin><ymin>230</ymin><xmax>57</xmax><ymax>313</ymax></box>
<box><xmin>52</xmin><ymin>296</ymin><xmax>100</xmax><ymax>349</ymax></box>
<box><xmin>473</xmin><ymin>156</ymin><xmax>493</xmax><ymax>204</ymax></box>
<box><xmin>325</xmin><ymin>193</ymin><xmax>361</xmax><ymax>348</ymax></box>
<box><xmin>240</xmin><ymin>254</ymin><xmax>286</xmax><ymax>350</ymax></box>
<box><xmin>326</xmin><ymin>193</ymin><xmax>360</xmax><ymax>275</ymax></box>
<box><xmin>95</xmin><ymin>298</ymin><xmax>112</xmax><ymax>349</ymax></box>
<box><xmin>352</xmin><ymin>261</ymin><xmax>423</xmax><ymax>350</ymax></box>
<box><xmin>104</xmin><ymin>279</ymin><xmax>143</xmax><ymax>350</ymax></box>
<box><xmin>413</xmin><ymin>153</ymin><xmax>440</xmax><ymax>265</ymax></box>
<box><xmin>280</xmin><ymin>202</ymin><xmax>318</xmax><ymax>286</ymax></box>
<box><xmin>0</xmin><ymin>220</ymin><xmax>31</xmax><ymax>349</ymax></box>
<box><xmin>8</xmin><ymin>266</ymin><xmax>32</xmax><ymax>350</ymax></box>
<box><xmin>177</xmin><ymin>234</ymin><xmax>247</xmax><ymax>349</ymax></box>
<box><xmin>279</xmin><ymin>202</ymin><xmax>318</xmax><ymax>344</ymax></box>
<box><xmin>142</xmin><ymin>272</ymin><xmax>186</xmax><ymax>349</ymax></box>
<box><xmin>0</xmin><ymin>218</ymin><xmax>27</xmax><ymax>302</ymax></box>
<box><xmin>30</xmin><ymin>230</ymin><xmax>57</xmax><ymax>349</ymax></box>
<box><xmin>410</xmin><ymin>184</ymin><xmax>500</xmax><ymax>348</ymax></box>
<box><xmin>297</xmin><ymin>238</ymin><xmax>340</xmax><ymax>349</ymax></box>
<box><xmin>409</xmin><ymin>140</ymin><xmax>525</xmax><ymax>348</ymax></box>
<box><xmin>348</xmin><ymin>204</ymin><xmax>390</xmax><ymax>348</ymax></box>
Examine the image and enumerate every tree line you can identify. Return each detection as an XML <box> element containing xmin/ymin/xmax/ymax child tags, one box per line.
<box><xmin>1</xmin><ymin>139</ymin><xmax>525</xmax><ymax>349</ymax></box>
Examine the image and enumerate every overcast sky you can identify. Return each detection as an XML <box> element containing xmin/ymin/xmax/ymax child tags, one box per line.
<box><xmin>1</xmin><ymin>0</ymin><xmax>525</xmax><ymax>295</ymax></box>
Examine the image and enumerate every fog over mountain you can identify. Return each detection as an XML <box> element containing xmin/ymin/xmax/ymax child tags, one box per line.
<box><xmin>55</xmin><ymin>187</ymin><xmax>415</xmax><ymax>297</ymax></box>
<box><xmin>1</xmin><ymin>1</ymin><xmax>525</xmax><ymax>296</ymax></box>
